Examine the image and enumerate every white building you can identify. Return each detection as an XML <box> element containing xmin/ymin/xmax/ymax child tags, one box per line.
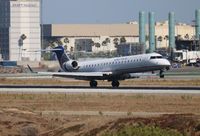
<box><xmin>0</xmin><ymin>0</ymin><xmax>41</xmax><ymax>61</ymax></box>
<box><xmin>43</xmin><ymin>22</ymin><xmax>195</xmax><ymax>54</ymax></box>
<box><xmin>43</xmin><ymin>24</ymin><xmax>139</xmax><ymax>53</ymax></box>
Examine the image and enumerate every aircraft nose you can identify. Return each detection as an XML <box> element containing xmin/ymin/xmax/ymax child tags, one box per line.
<box><xmin>156</xmin><ymin>59</ymin><xmax>171</xmax><ymax>66</ymax></box>
<box><xmin>165</xmin><ymin>59</ymin><xmax>171</xmax><ymax>66</ymax></box>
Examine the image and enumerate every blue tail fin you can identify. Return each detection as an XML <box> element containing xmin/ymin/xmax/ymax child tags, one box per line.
<box><xmin>53</xmin><ymin>46</ymin><xmax>70</xmax><ymax>67</ymax></box>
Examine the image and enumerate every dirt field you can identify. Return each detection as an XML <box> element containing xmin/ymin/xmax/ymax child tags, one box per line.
<box><xmin>0</xmin><ymin>93</ymin><xmax>200</xmax><ymax>136</ymax></box>
<box><xmin>0</xmin><ymin>78</ymin><xmax>200</xmax><ymax>135</ymax></box>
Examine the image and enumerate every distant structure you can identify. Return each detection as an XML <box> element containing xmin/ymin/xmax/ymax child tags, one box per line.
<box><xmin>43</xmin><ymin>24</ymin><xmax>139</xmax><ymax>53</ymax></box>
<box><xmin>168</xmin><ymin>12</ymin><xmax>175</xmax><ymax>50</ymax></box>
<box><xmin>195</xmin><ymin>9</ymin><xmax>200</xmax><ymax>40</ymax></box>
<box><xmin>43</xmin><ymin>22</ymin><xmax>195</xmax><ymax>55</ymax></box>
<box><xmin>0</xmin><ymin>0</ymin><xmax>41</xmax><ymax>61</ymax></box>
<box><xmin>149</xmin><ymin>12</ymin><xmax>155</xmax><ymax>53</ymax></box>
<box><xmin>139</xmin><ymin>11</ymin><xmax>146</xmax><ymax>52</ymax></box>
<box><xmin>117</xmin><ymin>43</ymin><xmax>144</xmax><ymax>56</ymax></box>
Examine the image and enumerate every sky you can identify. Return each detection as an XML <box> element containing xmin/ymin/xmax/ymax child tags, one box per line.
<box><xmin>42</xmin><ymin>0</ymin><xmax>200</xmax><ymax>24</ymax></box>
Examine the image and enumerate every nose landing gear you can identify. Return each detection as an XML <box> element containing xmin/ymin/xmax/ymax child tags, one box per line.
<box><xmin>159</xmin><ymin>70</ymin><xmax>165</xmax><ymax>78</ymax></box>
<box><xmin>90</xmin><ymin>80</ymin><xmax>97</xmax><ymax>88</ymax></box>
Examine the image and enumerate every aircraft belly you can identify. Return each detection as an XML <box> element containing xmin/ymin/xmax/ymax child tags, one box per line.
<box><xmin>113</xmin><ymin>64</ymin><xmax>162</xmax><ymax>74</ymax></box>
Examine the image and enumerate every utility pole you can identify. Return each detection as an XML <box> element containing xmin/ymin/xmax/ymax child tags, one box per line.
<box><xmin>41</xmin><ymin>0</ymin><xmax>43</xmax><ymax>51</ymax></box>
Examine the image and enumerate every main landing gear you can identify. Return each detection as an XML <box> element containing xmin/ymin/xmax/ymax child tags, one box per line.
<box><xmin>111</xmin><ymin>80</ymin><xmax>120</xmax><ymax>88</ymax></box>
<box><xmin>89</xmin><ymin>80</ymin><xmax>120</xmax><ymax>88</ymax></box>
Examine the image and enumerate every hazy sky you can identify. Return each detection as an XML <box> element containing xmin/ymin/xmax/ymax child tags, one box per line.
<box><xmin>42</xmin><ymin>0</ymin><xmax>200</xmax><ymax>24</ymax></box>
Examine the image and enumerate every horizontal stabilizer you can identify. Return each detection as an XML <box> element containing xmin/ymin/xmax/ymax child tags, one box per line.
<box><xmin>27</xmin><ymin>48</ymin><xmax>62</xmax><ymax>52</ymax></box>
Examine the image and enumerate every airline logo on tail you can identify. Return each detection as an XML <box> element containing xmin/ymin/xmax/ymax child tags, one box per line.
<box><xmin>53</xmin><ymin>46</ymin><xmax>79</xmax><ymax>71</ymax></box>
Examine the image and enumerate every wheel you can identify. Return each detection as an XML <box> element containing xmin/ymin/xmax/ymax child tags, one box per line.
<box><xmin>160</xmin><ymin>74</ymin><xmax>164</xmax><ymax>78</ymax></box>
<box><xmin>112</xmin><ymin>80</ymin><xmax>120</xmax><ymax>88</ymax></box>
<box><xmin>90</xmin><ymin>80</ymin><xmax>97</xmax><ymax>88</ymax></box>
<box><xmin>159</xmin><ymin>70</ymin><xmax>165</xmax><ymax>78</ymax></box>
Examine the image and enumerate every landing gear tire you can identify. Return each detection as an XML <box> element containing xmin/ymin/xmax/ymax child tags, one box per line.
<box><xmin>90</xmin><ymin>80</ymin><xmax>97</xmax><ymax>88</ymax></box>
<box><xmin>112</xmin><ymin>80</ymin><xmax>120</xmax><ymax>88</ymax></box>
<box><xmin>160</xmin><ymin>74</ymin><xmax>165</xmax><ymax>78</ymax></box>
<box><xmin>159</xmin><ymin>70</ymin><xmax>165</xmax><ymax>78</ymax></box>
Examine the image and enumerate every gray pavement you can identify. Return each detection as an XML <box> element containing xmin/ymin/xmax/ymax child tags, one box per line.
<box><xmin>0</xmin><ymin>87</ymin><xmax>200</xmax><ymax>94</ymax></box>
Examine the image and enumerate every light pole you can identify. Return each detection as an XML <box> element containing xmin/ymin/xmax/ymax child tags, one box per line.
<box><xmin>191</xmin><ymin>20</ymin><xmax>198</xmax><ymax>50</ymax></box>
<box><xmin>41</xmin><ymin>0</ymin><xmax>43</xmax><ymax>49</ymax></box>
<box><xmin>18</xmin><ymin>34</ymin><xmax>27</xmax><ymax>61</ymax></box>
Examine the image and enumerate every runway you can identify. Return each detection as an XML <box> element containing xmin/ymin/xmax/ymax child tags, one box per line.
<box><xmin>0</xmin><ymin>85</ymin><xmax>200</xmax><ymax>94</ymax></box>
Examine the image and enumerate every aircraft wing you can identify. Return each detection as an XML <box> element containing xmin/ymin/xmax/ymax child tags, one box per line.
<box><xmin>27</xmin><ymin>64</ymin><xmax>112</xmax><ymax>79</ymax></box>
<box><xmin>38</xmin><ymin>71</ymin><xmax>112</xmax><ymax>77</ymax></box>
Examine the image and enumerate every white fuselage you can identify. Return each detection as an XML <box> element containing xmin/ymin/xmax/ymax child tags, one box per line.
<box><xmin>64</xmin><ymin>53</ymin><xmax>170</xmax><ymax>75</ymax></box>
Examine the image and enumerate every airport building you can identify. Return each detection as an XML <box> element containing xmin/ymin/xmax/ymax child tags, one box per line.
<box><xmin>0</xmin><ymin>0</ymin><xmax>41</xmax><ymax>61</ymax></box>
<box><xmin>43</xmin><ymin>24</ymin><xmax>139</xmax><ymax>53</ymax></box>
<box><xmin>43</xmin><ymin>22</ymin><xmax>195</xmax><ymax>54</ymax></box>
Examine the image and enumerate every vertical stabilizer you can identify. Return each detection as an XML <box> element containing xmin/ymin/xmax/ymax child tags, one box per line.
<box><xmin>53</xmin><ymin>46</ymin><xmax>70</xmax><ymax>67</ymax></box>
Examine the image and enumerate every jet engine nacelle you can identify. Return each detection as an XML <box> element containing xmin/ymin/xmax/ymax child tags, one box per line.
<box><xmin>63</xmin><ymin>60</ymin><xmax>79</xmax><ymax>71</ymax></box>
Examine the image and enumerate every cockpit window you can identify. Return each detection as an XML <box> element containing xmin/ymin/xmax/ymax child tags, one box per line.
<box><xmin>150</xmin><ymin>56</ymin><xmax>163</xmax><ymax>59</ymax></box>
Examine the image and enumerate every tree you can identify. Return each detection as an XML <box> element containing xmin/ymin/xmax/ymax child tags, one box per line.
<box><xmin>64</xmin><ymin>37</ymin><xmax>69</xmax><ymax>43</ymax></box>
<box><xmin>70</xmin><ymin>47</ymin><xmax>74</xmax><ymax>52</ymax></box>
<box><xmin>55</xmin><ymin>39</ymin><xmax>63</xmax><ymax>45</ymax></box>
<box><xmin>95</xmin><ymin>43</ymin><xmax>101</xmax><ymax>48</ymax></box>
<box><xmin>157</xmin><ymin>36</ymin><xmax>163</xmax><ymax>48</ymax></box>
<box><xmin>164</xmin><ymin>35</ymin><xmax>169</xmax><ymax>40</ymax></box>
<box><xmin>157</xmin><ymin>36</ymin><xmax>163</xmax><ymax>42</ymax></box>
<box><xmin>164</xmin><ymin>35</ymin><xmax>169</xmax><ymax>48</ymax></box>
<box><xmin>184</xmin><ymin>34</ymin><xmax>189</xmax><ymax>40</ymax></box>
<box><xmin>90</xmin><ymin>40</ymin><xmax>95</xmax><ymax>46</ymax></box>
<box><xmin>191</xmin><ymin>35</ymin><xmax>195</xmax><ymax>40</ymax></box>
<box><xmin>64</xmin><ymin>45</ymin><xmax>68</xmax><ymax>50</ymax></box>
<box><xmin>105</xmin><ymin>38</ymin><xmax>110</xmax><ymax>43</ymax></box>
<box><xmin>48</xmin><ymin>41</ymin><xmax>55</xmax><ymax>48</ymax></box>
<box><xmin>113</xmin><ymin>38</ymin><xmax>119</xmax><ymax>48</ymax></box>
<box><xmin>120</xmin><ymin>36</ymin><xmax>126</xmax><ymax>43</ymax></box>
<box><xmin>102</xmin><ymin>38</ymin><xmax>110</xmax><ymax>46</ymax></box>
<box><xmin>176</xmin><ymin>35</ymin><xmax>183</xmax><ymax>40</ymax></box>
<box><xmin>102</xmin><ymin>41</ymin><xmax>107</xmax><ymax>46</ymax></box>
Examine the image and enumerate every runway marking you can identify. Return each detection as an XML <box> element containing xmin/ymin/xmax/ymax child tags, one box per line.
<box><xmin>0</xmin><ymin>88</ymin><xmax>200</xmax><ymax>94</ymax></box>
<box><xmin>40</xmin><ymin>111</ymin><xmax>174</xmax><ymax>117</ymax></box>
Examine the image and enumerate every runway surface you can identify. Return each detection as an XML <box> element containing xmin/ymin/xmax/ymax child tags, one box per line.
<box><xmin>0</xmin><ymin>85</ymin><xmax>200</xmax><ymax>94</ymax></box>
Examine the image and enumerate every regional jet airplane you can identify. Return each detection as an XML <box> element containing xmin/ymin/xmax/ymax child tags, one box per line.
<box><xmin>31</xmin><ymin>45</ymin><xmax>171</xmax><ymax>88</ymax></box>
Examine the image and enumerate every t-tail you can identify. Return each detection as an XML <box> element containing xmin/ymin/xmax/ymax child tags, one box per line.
<box><xmin>53</xmin><ymin>46</ymin><xmax>70</xmax><ymax>68</ymax></box>
<box><xmin>53</xmin><ymin>46</ymin><xmax>79</xmax><ymax>71</ymax></box>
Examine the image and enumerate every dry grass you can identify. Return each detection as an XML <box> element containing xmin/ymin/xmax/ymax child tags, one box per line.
<box><xmin>0</xmin><ymin>93</ymin><xmax>200</xmax><ymax>135</ymax></box>
<box><xmin>0</xmin><ymin>78</ymin><xmax>200</xmax><ymax>135</ymax></box>
<box><xmin>0</xmin><ymin>93</ymin><xmax>200</xmax><ymax>114</ymax></box>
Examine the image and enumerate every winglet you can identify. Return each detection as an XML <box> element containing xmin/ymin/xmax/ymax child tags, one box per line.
<box><xmin>27</xmin><ymin>64</ymin><xmax>36</xmax><ymax>73</ymax></box>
